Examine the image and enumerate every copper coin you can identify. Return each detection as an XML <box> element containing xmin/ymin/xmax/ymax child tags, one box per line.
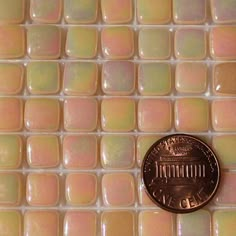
<box><xmin>141</xmin><ymin>134</ymin><xmax>220</xmax><ymax>213</ymax></box>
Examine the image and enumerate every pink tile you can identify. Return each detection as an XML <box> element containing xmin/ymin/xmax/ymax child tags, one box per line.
<box><xmin>212</xmin><ymin>99</ymin><xmax>236</xmax><ymax>131</ymax></box>
<box><xmin>0</xmin><ymin>98</ymin><xmax>23</xmax><ymax>132</ymax></box>
<box><xmin>175</xmin><ymin>62</ymin><xmax>208</xmax><ymax>94</ymax></box>
<box><xmin>139</xmin><ymin>210</ymin><xmax>174</xmax><ymax>236</ymax></box>
<box><xmin>64</xmin><ymin>211</ymin><xmax>97</xmax><ymax>236</ymax></box>
<box><xmin>101</xmin><ymin>0</ymin><xmax>133</xmax><ymax>24</ymax></box>
<box><xmin>64</xmin><ymin>98</ymin><xmax>98</xmax><ymax>132</ymax></box>
<box><xmin>24</xmin><ymin>98</ymin><xmax>60</xmax><ymax>132</ymax></box>
<box><xmin>102</xmin><ymin>61</ymin><xmax>135</xmax><ymax>95</ymax></box>
<box><xmin>65</xmin><ymin>173</ymin><xmax>97</xmax><ymax>206</ymax></box>
<box><xmin>27</xmin><ymin>135</ymin><xmax>60</xmax><ymax>168</ymax></box>
<box><xmin>63</xmin><ymin>135</ymin><xmax>97</xmax><ymax>169</ymax></box>
<box><xmin>210</xmin><ymin>27</ymin><xmax>236</xmax><ymax>60</ymax></box>
<box><xmin>27</xmin><ymin>25</ymin><xmax>61</xmax><ymax>59</ymax></box>
<box><xmin>102</xmin><ymin>173</ymin><xmax>135</xmax><ymax>206</ymax></box>
<box><xmin>138</xmin><ymin>99</ymin><xmax>172</xmax><ymax>132</ymax></box>
<box><xmin>0</xmin><ymin>64</ymin><xmax>24</xmax><ymax>95</ymax></box>
<box><xmin>215</xmin><ymin>172</ymin><xmax>236</xmax><ymax>205</ymax></box>
<box><xmin>26</xmin><ymin>173</ymin><xmax>59</xmax><ymax>206</ymax></box>
<box><xmin>30</xmin><ymin>0</ymin><xmax>62</xmax><ymax>23</ymax></box>
<box><xmin>24</xmin><ymin>211</ymin><xmax>60</xmax><ymax>236</ymax></box>
<box><xmin>0</xmin><ymin>25</ymin><xmax>25</xmax><ymax>59</ymax></box>
<box><xmin>101</xmin><ymin>27</ymin><xmax>134</xmax><ymax>59</ymax></box>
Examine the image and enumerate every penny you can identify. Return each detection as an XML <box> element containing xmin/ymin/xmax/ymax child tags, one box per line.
<box><xmin>141</xmin><ymin>134</ymin><xmax>220</xmax><ymax>213</ymax></box>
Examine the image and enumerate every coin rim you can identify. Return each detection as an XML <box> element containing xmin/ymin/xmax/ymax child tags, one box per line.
<box><xmin>141</xmin><ymin>133</ymin><xmax>221</xmax><ymax>214</ymax></box>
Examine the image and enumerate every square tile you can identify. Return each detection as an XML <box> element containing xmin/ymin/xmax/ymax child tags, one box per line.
<box><xmin>0</xmin><ymin>63</ymin><xmax>24</xmax><ymax>95</ymax></box>
<box><xmin>212</xmin><ymin>99</ymin><xmax>236</xmax><ymax>131</ymax></box>
<box><xmin>27</xmin><ymin>62</ymin><xmax>60</xmax><ymax>95</ymax></box>
<box><xmin>0</xmin><ymin>173</ymin><xmax>22</xmax><ymax>206</ymax></box>
<box><xmin>137</xmin><ymin>135</ymin><xmax>161</xmax><ymax>167</ymax></box>
<box><xmin>27</xmin><ymin>25</ymin><xmax>61</xmax><ymax>59</ymax></box>
<box><xmin>65</xmin><ymin>173</ymin><xmax>97</xmax><ymax>206</ymax></box>
<box><xmin>64</xmin><ymin>0</ymin><xmax>98</xmax><ymax>24</ymax></box>
<box><xmin>213</xmin><ymin>63</ymin><xmax>236</xmax><ymax>95</ymax></box>
<box><xmin>213</xmin><ymin>210</ymin><xmax>236</xmax><ymax>236</ymax></box>
<box><xmin>63</xmin><ymin>62</ymin><xmax>98</xmax><ymax>96</ymax></box>
<box><xmin>30</xmin><ymin>0</ymin><xmax>62</xmax><ymax>23</ymax></box>
<box><xmin>102</xmin><ymin>61</ymin><xmax>135</xmax><ymax>95</ymax></box>
<box><xmin>24</xmin><ymin>98</ymin><xmax>60</xmax><ymax>132</ymax></box>
<box><xmin>138</xmin><ymin>174</ymin><xmax>155</xmax><ymax>206</ymax></box>
<box><xmin>101</xmin><ymin>98</ymin><xmax>136</xmax><ymax>132</ymax></box>
<box><xmin>102</xmin><ymin>173</ymin><xmax>135</xmax><ymax>206</ymax></box>
<box><xmin>101</xmin><ymin>135</ymin><xmax>135</xmax><ymax>169</ymax></box>
<box><xmin>64</xmin><ymin>98</ymin><xmax>98</xmax><ymax>132</ymax></box>
<box><xmin>138</xmin><ymin>99</ymin><xmax>172</xmax><ymax>132</ymax></box>
<box><xmin>177</xmin><ymin>210</ymin><xmax>211</xmax><ymax>236</ymax></box>
<box><xmin>26</xmin><ymin>173</ymin><xmax>59</xmax><ymax>206</ymax></box>
<box><xmin>0</xmin><ymin>211</ymin><xmax>22</xmax><ymax>236</ymax></box>
<box><xmin>212</xmin><ymin>135</ymin><xmax>236</xmax><ymax>169</ymax></box>
<box><xmin>138</xmin><ymin>63</ymin><xmax>172</xmax><ymax>95</ymax></box>
<box><xmin>101</xmin><ymin>211</ymin><xmax>135</xmax><ymax>236</ymax></box>
<box><xmin>175</xmin><ymin>98</ymin><xmax>209</xmax><ymax>132</ymax></box>
<box><xmin>63</xmin><ymin>135</ymin><xmax>97</xmax><ymax>169</ymax></box>
<box><xmin>211</xmin><ymin>0</ymin><xmax>236</xmax><ymax>23</ymax></box>
<box><xmin>139</xmin><ymin>28</ymin><xmax>171</xmax><ymax>59</ymax></box>
<box><xmin>0</xmin><ymin>135</ymin><xmax>22</xmax><ymax>169</ymax></box>
<box><xmin>137</xmin><ymin>0</ymin><xmax>171</xmax><ymax>24</ymax></box>
<box><xmin>101</xmin><ymin>0</ymin><xmax>133</xmax><ymax>24</ymax></box>
<box><xmin>0</xmin><ymin>26</ymin><xmax>25</xmax><ymax>59</ymax></box>
<box><xmin>173</xmin><ymin>0</ymin><xmax>207</xmax><ymax>24</ymax></box>
<box><xmin>215</xmin><ymin>172</ymin><xmax>236</xmax><ymax>205</ymax></box>
<box><xmin>64</xmin><ymin>211</ymin><xmax>97</xmax><ymax>236</ymax></box>
<box><xmin>175</xmin><ymin>62</ymin><xmax>208</xmax><ymax>94</ymax></box>
<box><xmin>0</xmin><ymin>98</ymin><xmax>23</xmax><ymax>132</ymax></box>
<box><xmin>66</xmin><ymin>27</ymin><xmax>98</xmax><ymax>59</ymax></box>
<box><xmin>101</xmin><ymin>27</ymin><xmax>134</xmax><ymax>59</ymax></box>
<box><xmin>0</xmin><ymin>0</ymin><xmax>25</xmax><ymax>23</ymax></box>
<box><xmin>139</xmin><ymin>210</ymin><xmax>174</xmax><ymax>236</ymax></box>
<box><xmin>175</xmin><ymin>28</ymin><xmax>207</xmax><ymax>60</ymax></box>
<box><xmin>210</xmin><ymin>27</ymin><xmax>236</xmax><ymax>60</ymax></box>
<box><xmin>24</xmin><ymin>211</ymin><xmax>59</xmax><ymax>236</ymax></box>
<box><xmin>27</xmin><ymin>135</ymin><xmax>60</xmax><ymax>168</ymax></box>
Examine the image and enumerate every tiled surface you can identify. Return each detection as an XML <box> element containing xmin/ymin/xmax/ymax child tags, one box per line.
<box><xmin>0</xmin><ymin>0</ymin><xmax>236</xmax><ymax>235</ymax></box>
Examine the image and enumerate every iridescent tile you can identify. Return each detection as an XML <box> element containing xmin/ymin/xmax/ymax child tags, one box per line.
<box><xmin>175</xmin><ymin>28</ymin><xmax>207</xmax><ymax>60</ymax></box>
<box><xmin>0</xmin><ymin>64</ymin><xmax>24</xmax><ymax>95</ymax></box>
<box><xmin>210</xmin><ymin>27</ymin><xmax>236</xmax><ymax>60</ymax></box>
<box><xmin>175</xmin><ymin>98</ymin><xmax>209</xmax><ymax>132</ymax></box>
<box><xmin>173</xmin><ymin>0</ymin><xmax>207</xmax><ymax>24</ymax></box>
<box><xmin>30</xmin><ymin>0</ymin><xmax>62</xmax><ymax>23</ymax></box>
<box><xmin>0</xmin><ymin>26</ymin><xmax>25</xmax><ymax>59</ymax></box>
<box><xmin>138</xmin><ymin>63</ymin><xmax>172</xmax><ymax>95</ymax></box>
<box><xmin>101</xmin><ymin>98</ymin><xmax>136</xmax><ymax>132</ymax></box>
<box><xmin>66</xmin><ymin>27</ymin><xmax>98</xmax><ymax>59</ymax></box>
<box><xmin>101</xmin><ymin>135</ymin><xmax>135</xmax><ymax>169</ymax></box>
<box><xmin>27</xmin><ymin>25</ymin><xmax>61</xmax><ymax>59</ymax></box>
<box><xmin>27</xmin><ymin>62</ymin><xmax>60</xmax><ymax>95</ymax></box>
<box><xmin>101</xmin><ymin>27</ymin><xmax>134</xmax><ymax>59</ymax></box>
<box><xmin>211</xmin><ymin>0</ymin><xmax>236</xmax><ymax>23</ymax></box>
<box><xmin>101</xmin><ymin>0</ymin><xmax>133</xmax><ymax>24</ymax></box>
<box><xmin>64</xmin><ymin>0</ymin><xmax>98</xmax><ymax>24</ymax></box>
<box><xmin>0</xmin><ymin>0</ymin><xmax>25</xmax><ymax>23</ymax></box>
<box><xmin>138</xmin><ymin>99</ymin><xmax>172</xmax><ymax>132</ymax></box>
<box><xmin>137</xmin><ymin>0</ymin><xmax>171</xmax><ymax>24</ymax></box>
<box><xmin>102</xmin><ymin>61</ymin><xmax>135</xmax><ymax>95</ymax></box>
<box><xmin>139</xmin><ymin>28</ymin><xmax>171</xmax><ymax>59</ymax></box>
<box><xmin>63</xmin><ymin>62</ymin><xmax>98</xmax><ymax>96</ymax></box>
